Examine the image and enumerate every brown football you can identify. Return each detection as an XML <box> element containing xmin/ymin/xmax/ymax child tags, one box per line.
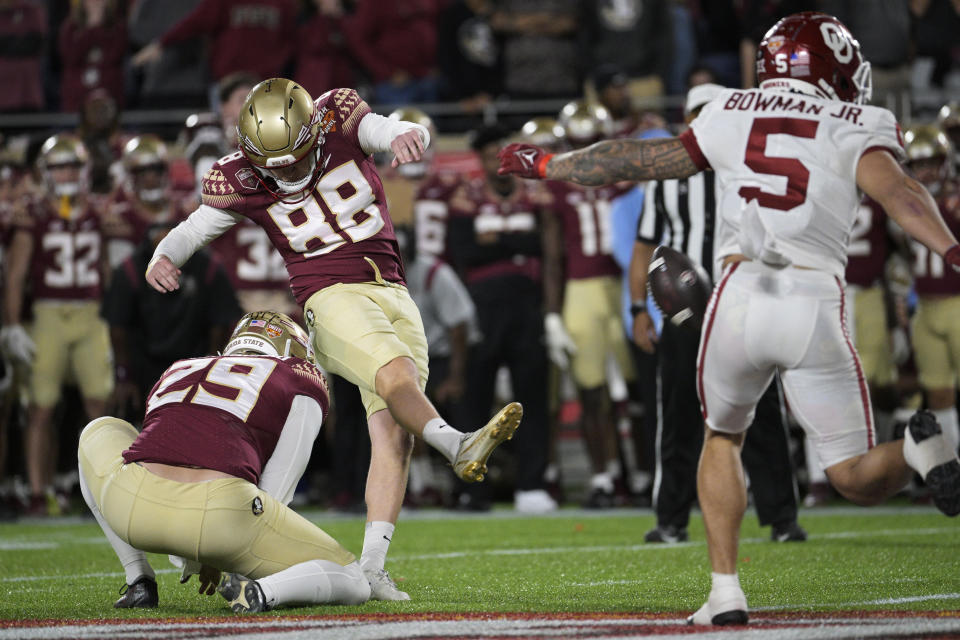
<box><xmin>647</xmin><ymin>245</ymin><xmax>713</xmax><ymax>330</ymax></box>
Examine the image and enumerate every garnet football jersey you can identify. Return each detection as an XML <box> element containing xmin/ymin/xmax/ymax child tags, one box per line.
<box><xmin>684</xmin><ymin>89</ymin><xmax>904</xmax><ymax>278</ymax></box>
<box><xmin>912</xmin><ymin>180</ymin><xmax>960</xmax><ymax>296</ymax></box>
<box><xmin>844</xmin><ymin>197</ymin><xmax>889</xmax><ymax>288</ymax></box>
<box><xmin>14</xmin><ymin>198</ymin><xmax>103</xmax><ymax>301</ymax></box>
<box><xmin>546</xmin><ymin>181</ymin><xmax>628</xmax><ymax>280</ymax></box>
<box><xmin>200</xmin><ymin>88</ymin><xmax>404</xmax><ymax>305</ymax></box>
<box><xmin>124</xmin><ymin>354</ymin><xmax>329</xmax><ymax>484</ymax></box>
<box><xmin>412</xmin><ymin>171</ymin><xmax>462</xmax><ymax>261</ymax></box>
<box><xmin>101</xmin><ymin>188</ymin><xmax>187</xmax><ymax>269</ymax></box>
<box><xmin>448</xmin><ymin>177</ymin><xmax>545</xmax><ymax>284</ymax></box>
<box><xmin>209</xmin><ymin>217</ymin><xmax>289</xmax><ymax>292</ymax></box>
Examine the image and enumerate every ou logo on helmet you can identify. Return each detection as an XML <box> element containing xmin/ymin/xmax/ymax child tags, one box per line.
<box><xmin>820</xmin><ymin>22</ymin><xmax>853</xmax><ymax>64</ymax></box>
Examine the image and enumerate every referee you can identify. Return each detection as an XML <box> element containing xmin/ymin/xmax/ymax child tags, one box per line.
<box><xmin>628</xmin><ymin>84</ymin><xmax>806</xmax><ymax>544</ymax></box>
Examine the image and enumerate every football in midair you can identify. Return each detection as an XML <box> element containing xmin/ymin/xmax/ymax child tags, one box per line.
<box><xmin>647</xmin><ymin>245</ymin><xmax>713</xmax><ymax>330</ymax></box>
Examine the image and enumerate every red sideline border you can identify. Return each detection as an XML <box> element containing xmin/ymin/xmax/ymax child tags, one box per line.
<box><xmin>3</xmin><ymin>609</ymin><xmax>959</xmax><ymax>628</ymax></box>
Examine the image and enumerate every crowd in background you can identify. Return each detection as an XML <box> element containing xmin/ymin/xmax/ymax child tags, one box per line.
<box><xmin>0</xmin><ymin>0</ymin><xmax>959</xmax><ymax>520</ymax></box>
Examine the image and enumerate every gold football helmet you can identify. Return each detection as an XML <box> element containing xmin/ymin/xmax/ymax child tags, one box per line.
<box><xmin>938</xmin><ymin>101</ymin><xmax>960</xmax><ymax>131</ymax></box>
<box><xmin>904</xmin><ymin>123</ymin><xmax>954</xmax><ymax>192</ymax></box>
<box><xmin>236</xmin><ymin>78</ymin><xmax>322</xmax><ymax>199</ymax></box>
<box><xmin>123</xmin><ymin>135</ymin><xmax>169</xmax><ymax>203</ymax></box>
<box><xmin>520</xmin><ymin>117</ymin><xmax>566</xmax><ymax>151</ymax></box>
<box><xmin>558</xmin><ymin>101</ymin><xmax>613</xmax><ymax>148</ymax></box>
<box><xmin>37</xmin><ymin>133</ymin><xmax>89</xmax><ymax>198</ymax></box>
<box><xmin>223</xmin><ymin>311</ymin><xmax>312</xmax><ymax>361</ymax></box>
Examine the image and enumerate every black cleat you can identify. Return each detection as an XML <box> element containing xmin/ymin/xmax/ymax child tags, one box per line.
<box><xmin>644</xmin><ymin>525</ymin><xmax>688</xmax><ymax>543</ymax></box>
<box><xmin>218</xmin><ymin>572</ymin><xmax>268</xmax><ymax>613</ymax></box>
<box><xmin>908</xmin><ymin>410</ymin><xmax>960</xmax><ymax>517</ymax></box>
<box><xmin>771</xmin><ymin>520</ymin><xmax>807</xmax><ymax>542</ymax></box>
<box><xmin>114</xmin><ymin>576</ymin><xmax>158</xmax><ymax>609</ymax></box>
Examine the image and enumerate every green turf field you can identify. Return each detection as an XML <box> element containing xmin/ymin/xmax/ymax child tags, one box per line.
<box><xmin>1</xmin><ymin>505</ymin><xmax>958</xmax><ymax>621</ymax></box>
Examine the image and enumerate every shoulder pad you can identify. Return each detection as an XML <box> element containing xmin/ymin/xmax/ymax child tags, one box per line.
<box><xmin>200</xmin><ymin>153</ymin><xmax>260</xmax><ymax>210</ymax></box>
<box><xmin>289</xmin><ymin>360</ymin><xmax>329</xmax><ymax>395</ymax></box>
<box><xmin>321</xmin><ymin>88</ymin><xmax>371</xmax><ymax>140</ymax></box>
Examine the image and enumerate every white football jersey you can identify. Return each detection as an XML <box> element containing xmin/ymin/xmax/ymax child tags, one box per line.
<box><xmin>687</xmin><ymin>89</ymin><xmax>904</xmax><ymax>278</ymax></box>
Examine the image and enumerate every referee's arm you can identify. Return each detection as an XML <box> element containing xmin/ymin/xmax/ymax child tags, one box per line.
<box><xmin>629</xmin><ymin>180</ymin><xmax>664</xmax><ymax>353</ymax></box>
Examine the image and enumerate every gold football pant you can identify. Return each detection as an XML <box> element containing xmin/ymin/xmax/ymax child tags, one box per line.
<box><xmin>78</xmin><ymin>417</ymin><xmax>355</xmax><ymax>579</ymax></box>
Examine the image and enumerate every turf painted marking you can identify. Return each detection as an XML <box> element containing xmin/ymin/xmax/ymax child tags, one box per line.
<box><xmin>1</xmin><ymin>612</ymin><xmax>958</xmax><ymax>639</ymax></box>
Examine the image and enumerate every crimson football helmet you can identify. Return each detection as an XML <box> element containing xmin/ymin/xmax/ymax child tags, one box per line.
<box><xmin>756</xmin><ymin>12</ymin><xmax>872</xmax><ymax>105</ymax></box>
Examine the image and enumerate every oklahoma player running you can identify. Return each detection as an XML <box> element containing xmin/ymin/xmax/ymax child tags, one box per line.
<box><xmin>145</xmin><ymin>78</ymin><xmax>521</xmax><ymax>600</ymax></box>
<box><xmin>498</xmin><ymin>12</ymin><xmax>960</xmax><ymax>626</ymax></box>
<box><xmin>78</xmin><ymin>311</ymin><xmax>370</xmax><ymax>612</ymax></box>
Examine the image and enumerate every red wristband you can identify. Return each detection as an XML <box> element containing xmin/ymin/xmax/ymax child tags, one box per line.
<box><xmin>536</xmin><ymin>153</ymin><xmax>554</xmax><ymax>179</ymax></box>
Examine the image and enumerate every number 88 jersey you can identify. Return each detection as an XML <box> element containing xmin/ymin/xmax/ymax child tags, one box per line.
<box><xmin>200</xmin><ymin>88</ymin><xmax>404</xmax><ymax>306</ymax></box>
<box><xmin>682</xmin><ymin>88</ymin><xmax>904</xmax><ymax>278</ymax></box>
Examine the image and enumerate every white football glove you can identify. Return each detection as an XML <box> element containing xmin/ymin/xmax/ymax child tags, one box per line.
<box><xmin>544</xmin><ymin>312</ymin><xmax>577</xmax><ymax>370</ymax></box>
<box><xmin>169</xmin><ymin>554</ymin><xmax>202</xmax><ymax>584</ymax></box>
<box><xmin>0</xmin><ymin>324</ymin><xmax>35</xmax><ymax>366</ymax></box>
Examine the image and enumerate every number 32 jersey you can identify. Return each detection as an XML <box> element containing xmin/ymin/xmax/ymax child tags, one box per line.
<box><xmin>681</xmin><ymin>88</ymin><xmax>904</xmax><ymax>278</ymax></box>
<box><xmin>200</xmin><ymin>88</ymin><xmax>404</xmax><ymax>305</ymax></box>
<box><xmin>123</xmin><ymin>355</ymin><xmax>330</xmax><ymax>484</ymax></box>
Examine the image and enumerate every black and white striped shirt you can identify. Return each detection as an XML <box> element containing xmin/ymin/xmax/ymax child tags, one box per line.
<box><xmin>635</xmin><ymin>171</ymin><xmax>719</xmax><ymax>281</ymax></box>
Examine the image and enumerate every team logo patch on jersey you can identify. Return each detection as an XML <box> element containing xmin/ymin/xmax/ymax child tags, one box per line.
<box><xmin>265</xmin><ymin>324</ymin><xmax>283</xmax><ymax>338</ymax></box>
<box><xmin>320</xmin><ymin>108</ymin><xmax>336</xmax><ymax>133</ymax></box>
<box><xmin>252</xmin><ymin>496</ymin><xmax>264</xmax><ymax>516</ymax></box>
<box><xmin>235</xmin><ymin>167</ymin><xmax>258</xmax><ymax>190</ymax></box>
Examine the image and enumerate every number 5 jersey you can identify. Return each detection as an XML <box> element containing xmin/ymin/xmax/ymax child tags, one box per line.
<box><xmin>680</xmin><ymin>88</ymin><xmax>904</xmax><ymax>278</ymax></box>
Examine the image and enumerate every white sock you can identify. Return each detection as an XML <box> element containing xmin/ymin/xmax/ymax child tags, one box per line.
<box><xmin>79</xmin><ymin>468</ymin><xmax>155</xmax><ymax>585</ymax></box>
<box><xmin>709</xmin><ymin>572</ymin><xmax>746</xmax><ymax>611</ymax></box>
<box><xmin>932</xmin><ymin>408</ymin><xmax>960</xmax><ymax>451</ymax></box>
<box><xmin>258</xmin><ymin>559</ymin><xmax>369</xmax><ymax>607</ymax></box>
<box><xmin>590</xmin><ymin>472</ymin><xmax>614</xmax><ymax>492</ymax></box>
<box><xmin>421</xmin><ymin>418</ymin><xmax>464</xmax><ymax>463</ymax></box>
<box><xmin>360</xmin><ymin>521</ymin><xmax>395</xmax><ymax>573</ymax></box>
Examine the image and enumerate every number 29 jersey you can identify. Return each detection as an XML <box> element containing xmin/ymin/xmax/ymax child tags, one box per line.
<box><xmin>682</xmin><ymin>88</ymin><xmax>904</xmax><ymax>278</ymax></box>
<box><xmin>123</xmin><ymin>355</ymin><xmax>330</xmax><ymax>485</ymax></box>
<box><xmin>200</xmin><ymin>88</ymin><xmax>404</xmax><ymax>305</ymax></box>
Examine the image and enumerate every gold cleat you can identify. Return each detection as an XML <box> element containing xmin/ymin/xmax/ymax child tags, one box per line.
<box><xmin>452</xmin><ymin>402</ymin><xmax>523</xmax><ymax>483</ymax></box>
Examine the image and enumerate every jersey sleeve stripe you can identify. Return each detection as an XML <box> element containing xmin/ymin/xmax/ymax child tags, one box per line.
<box><xmin>860</xmin><ymin>145</ymin><xmax>900</xmax><ymax>162</ymax></box>
<box><xmin>679</xmin><ymin>129</ymin><xmax>710</xmax><ymax>171</ymax></box>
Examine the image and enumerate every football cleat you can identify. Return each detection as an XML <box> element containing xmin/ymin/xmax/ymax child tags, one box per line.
<box><xmin>688</xmin><ymin>598</ymin><xmax>749</xmax><ymax>626</ymax></box>
<box><xmin>217</xmin><ymin>573</ymin><xmax>268</xmax><ymax>613</ymax></box>
<box><xmin>771</xmin><ymin>520</ymin><xmax>808</xmax><ymax>543</ymax></box>
<box><xmin>905</xmin><ymin>410</ymin><xmax>960</xmax><ymax>516</ymax></box>
<box><xmin>514</xmin><ymin>489</ymin><xmax>558</xmax><ymax>514</ymax></box>
<box><xmin>364</xmin><ymin>567</ymin><xmax>410</xmax><ymax>601</ymax></box>
<box><xmin>114</xmin><ymin>576</ymin><xmax>158</xmax><ymax>609</ymax></box>
<box><xmin>452</xmin><ymin>402</ymin><xmax>523</xmax><ymax>483</ymax></box>
<box><xmin>644</xmin><ymin>525</ymin><xmax>688</xmax><ymax>544</ymax></box>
